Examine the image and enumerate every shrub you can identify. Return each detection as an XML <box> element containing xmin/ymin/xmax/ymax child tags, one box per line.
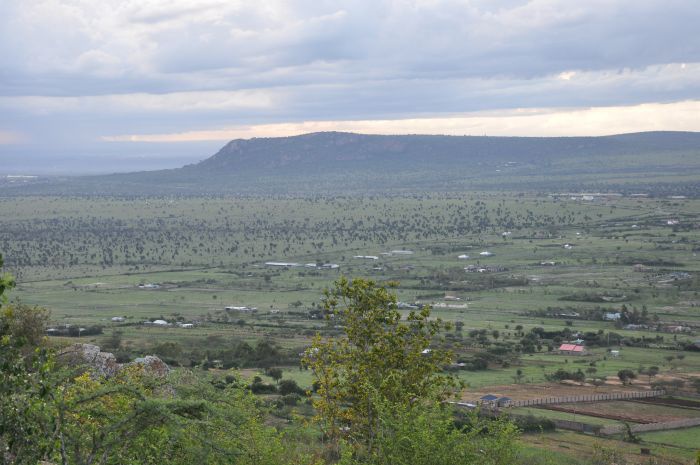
<box><xmin>512</xmin><ymin>414</ymin><xmax>556</xmax><ymax>433</ymax></box>
<box><xmin>281</xmin><ymin>393</ymin><xmax>302</xmax><ymax>406</ymax></box>
<box><xmin>250</xmin><ymin>378</ymin><xmax>277</xmax><ymax>394</ymax></box>
<box><xmin>278</xmin><ymin>379</ymin><xmax>305</xmax><ymax>396</ymax></box>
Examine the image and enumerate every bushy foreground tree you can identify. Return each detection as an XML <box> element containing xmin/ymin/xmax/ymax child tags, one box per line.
<box><xmin>338</xmin><ymin>400</ymin><xmax>519</xmax><ymax>465</ymax></box>
<box><xmin>304</xmin><ymin>277</ymin><xmax>519</xmax><ymax>463</ymax></box>
<box><xmin>1</xmin><ymin>257</ymin><xmax>56</xmax><ymax>464</ymax></box>
<box><xmin>304</xmin><ymin>277</ymin><xmax>457</xmax><ymax>454</ymax></box>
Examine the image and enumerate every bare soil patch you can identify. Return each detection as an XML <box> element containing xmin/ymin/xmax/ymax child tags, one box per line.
<box><xmin>538</xmin><ymin>400</ymin><xmax>700</xmax><ymax>424</ymax></box>
<box><xmin>633</xmin><ymin>397</ymin><xmax>700</xmax><ymax>409</ymax></box>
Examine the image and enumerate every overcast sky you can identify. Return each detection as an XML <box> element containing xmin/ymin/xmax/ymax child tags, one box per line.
<box><xmin>1</xmin><ymin>0</ymin><xmax>699</xmax><ymax>174</ymax></box>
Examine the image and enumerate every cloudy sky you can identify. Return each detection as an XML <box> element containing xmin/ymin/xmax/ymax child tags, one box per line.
<box><xmin>1</xmin><ymin>0</ymin><xmax>699</xmax><ymax>173</ymax></box>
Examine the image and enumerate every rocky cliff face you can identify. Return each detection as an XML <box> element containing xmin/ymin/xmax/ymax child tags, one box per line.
<box><xmin>59</xmin><ymin>343</ymin><xmax>170</xmax><ymax>379</ymax></box>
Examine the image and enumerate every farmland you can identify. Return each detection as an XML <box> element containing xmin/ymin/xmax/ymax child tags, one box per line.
<box><xmin>2</xmin><ymin>191</ymin><xmax>700</xmax><ymax>464</ymax></box>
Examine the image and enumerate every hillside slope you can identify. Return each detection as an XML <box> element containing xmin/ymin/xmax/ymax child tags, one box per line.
<box><xmin>191</xmin><ymin>131</ymin><xmax>700</xmax><ymax>172</ymax></box>
<box><xmin>3</xmin><ymin>131</ymin><xmax>700</xmax><ymax>196</ymax></box>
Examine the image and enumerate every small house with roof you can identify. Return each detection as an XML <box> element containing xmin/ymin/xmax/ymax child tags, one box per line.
<box><xmin>496</xmin><ymin>397</ymin><xmax>513</xmax><ymax>407</ymax></box>
<box><xmin>480</xmin><ymin>394</ymin><xmax>499</xmax><ymax>405</ymax></box>
<box><xmin>558</xmin><ymin>343</ymin><xmax>586</xmax><ymax>355</ymax></box>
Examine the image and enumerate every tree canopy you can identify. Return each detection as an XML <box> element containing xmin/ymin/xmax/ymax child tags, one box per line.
<box><xmin>304</xmin><ymin>277</ymin><xmax>460</xmax><ymax>456</ymax></box>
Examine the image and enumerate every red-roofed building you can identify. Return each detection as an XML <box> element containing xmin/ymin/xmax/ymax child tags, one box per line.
<box><xmin>558</xmin><ymin>343</ymin><xmax>586</xmax><ymax>355</ymax></box>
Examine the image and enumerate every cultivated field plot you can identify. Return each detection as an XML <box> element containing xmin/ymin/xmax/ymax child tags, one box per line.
<box><xmin>539</xmin><ymin>400</ymin><xmax>700</xmax><ymax>424</ymax></box>
<box><xmin>523</xmin><ymin>430</ymin><xmax>695</xmax><ymax>464</ymax></box>
<box><xmin>511</xmin><ymin>407</ymin><xmax>629</xmax><ymax>427</ymax></box>
<box><xmin>639</xmin><ymin>425</ymin><xmax>700</xmax><ymax>451</ymax></box>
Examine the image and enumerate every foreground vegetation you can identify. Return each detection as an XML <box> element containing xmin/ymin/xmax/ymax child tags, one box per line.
<box><xmin>1</xmin><ymin>265</ymin><xmax>521</xmax><ymax>464</ymax></box>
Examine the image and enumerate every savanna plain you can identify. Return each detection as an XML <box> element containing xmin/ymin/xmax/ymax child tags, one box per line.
<box><xmin>2</xmin><ymin>191</ymin><xmax>700</xmax><ymax>464</ymax></box>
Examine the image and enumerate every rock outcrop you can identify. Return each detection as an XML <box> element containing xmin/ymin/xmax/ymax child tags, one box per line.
<box><xmin>59</xmin><ymin>343</ymin><xmax>120</xmax><ymax>378</ymax></box>
<box><xmin>58</xmin><ymin>343</ymin><xmax>169</xmax><ymax>379</ymax></box>
<box><xmin>128</xmin><ymin>355</ymin><xmax>170</xmax><ymax>377</ymax></box>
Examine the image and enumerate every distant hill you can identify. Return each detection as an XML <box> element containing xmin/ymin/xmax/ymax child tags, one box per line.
<box><xmin>192</xmin><ymin>131</ymin><xmax>700</xmax><ymax>172</ymax></box>
<box><xmin>3</xmin><ymin>131</ymin><xmax>700</xmax><ymax>196</ymax></box>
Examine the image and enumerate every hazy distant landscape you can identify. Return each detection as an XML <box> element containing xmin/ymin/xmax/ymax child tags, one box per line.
<box><xmin>3</xmin><ymin>1</ymin><xmax>700</xmax><ymax>464</ymax></box>
<box><xmin>3</xmin><ymin>144</ymin><xmax>700</xmax><ymax>462</ymax></box>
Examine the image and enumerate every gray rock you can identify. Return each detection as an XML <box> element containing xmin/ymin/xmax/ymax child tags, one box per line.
<box><xmin>129</xmin><ymin>355</ymin><xmax>171</xmax><ymax>377</ymax></box>
<box><xmin>59</xmin><ymin>343</ymin><xmax>119</xmax><ymax>378</ymax></box>
<box><xmin>59</xmin><ymin>343</ymin><xmax>169</xmax><ymax>379</ymax></box>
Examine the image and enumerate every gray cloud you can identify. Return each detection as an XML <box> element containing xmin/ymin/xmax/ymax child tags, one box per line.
<box><xmin>1</xmin><ymin>0</ymin><xmax>699</xmax><ymax>173</ymax></box>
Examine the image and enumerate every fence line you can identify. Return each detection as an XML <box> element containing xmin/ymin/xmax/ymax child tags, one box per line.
<box><xmin>506</xmin><ymin>389</ymin><xmax>664</xmax><ymax>407</ymax></box>
<box><xmin>600</xmin><ymin>416</ymin><xmax>700</xmax><ymax>436</ymax></box>
<box><xmin>551</xmin><ymin>419</ymin><xmax>601</xmax><ymax>434</ymax></box>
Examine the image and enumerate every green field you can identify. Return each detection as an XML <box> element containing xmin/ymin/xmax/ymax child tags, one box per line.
<box><xmin>2</xmin><ymin>194</ymin><xmax>698</xmax><ymax>368</ymax></box>
<box><xmin>511</xmin><ymin>407</ymin><xmax>628</xmax><ymax>427</ymax></box>
<box><xmin>2</xmin><ymin>192</ymin><xmax>699</xmax><ymax>464</ymax></box>
<box><xmin>640</xmin><ymin>426</ymin><xmax>700</xmax><ymax>450</ymax></box>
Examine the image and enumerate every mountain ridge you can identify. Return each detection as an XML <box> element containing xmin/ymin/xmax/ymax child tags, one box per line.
<box><xmin>186</xmin><ymin>130</ymin><xmax>700</xmax><ymax>172</ymax></box>
<box><xmin>2</xmin><ymin>131</ymin><xmax>700</xmax><ymax>196</ymax></box>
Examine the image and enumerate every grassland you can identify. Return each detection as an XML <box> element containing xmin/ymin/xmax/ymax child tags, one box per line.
<box><xmin>512</xmin><ymin>407</ymin><xmax>629</xmax><ymax>427</ymax></box>
<box><xmin>1</xmin><ymin>192</ymin><xmax>699</xmax><ymax>463</ymax></box>
<box><xmin>639</xmin><ymin>426</ymin><xmax>700</xmax><ymax>451</ymax></box>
